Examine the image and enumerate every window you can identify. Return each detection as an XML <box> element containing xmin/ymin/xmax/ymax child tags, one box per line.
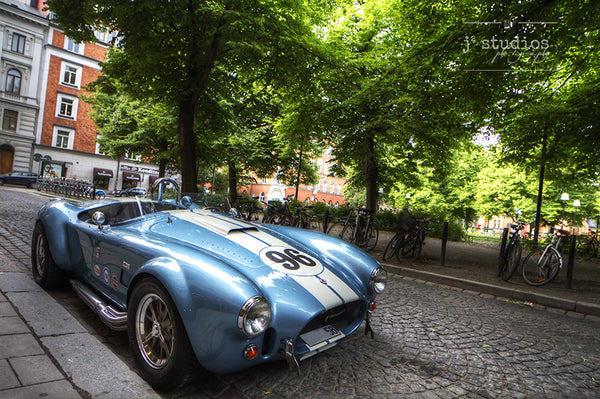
<box><xmin>2</xmin><ymin>110</ymin><xmax>18</xmax><ymax>131</ymax></box>
<box><xmin>56</xmin><ymin>130</ymin><xmax>69</xmax><ymax>148</ymax></box>
<box><xmin>65</xmin><ymin>37</ymin><xmax>83</xmax><ymax>54</ymax></box>
<box><xmin>11</xmin><ymin>33</ymin><xmax>26</xmax><ymax>54</ymax></box>
<box><xmin>6</xmin><ymin>69</ymin><xmax>21</xmax><ymax>95</ymax></box>
<box><xmin>94</xmin><ymin>29</ymin><xmax>107</xmax><ymax>43</ymax></box>
<box><xmin>61</xmin><ymin>64</ymin><xmax>79</xmax><ymax>86</ymax></box>
<box><xmin>52</xmin><ymin>127</ymin><xmax>74</xmax><ymax>149</ymax></box>
<box><xmin>56</xmin><ymin>94</ymin><xmax>78</xmax><ymax>119</ymax></box>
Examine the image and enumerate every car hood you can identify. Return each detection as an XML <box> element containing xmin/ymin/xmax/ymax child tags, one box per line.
<box><xmin>146</xmin><ymin>209</ymin><xmax>362</xmax><ymax>310</ymax></box>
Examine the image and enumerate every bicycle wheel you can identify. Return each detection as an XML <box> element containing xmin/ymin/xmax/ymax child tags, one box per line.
<box><xmin>338</xmin><ymin>222</ymin><xmax>355</xmax><ymax>243</ymax></box>
<box><xmin>326</xmin><ymin>222</ymin><xmax>343</xmax><ymax>237</ymax></box>
<box><xmin>401</xmin><ymin>233</ymin><xmax>417</xmax><ymax>257</ymax></box>
<box><xmin>365</xmin><ymin>223</ymin><xmax>379</xmax><ymax>251</ymax></box>
<box><xmin>522</xmin><ymin>246</ymin><xmax>562</xmax><ymax>286</ymax></box>
<box><xmin>383</xmin><ymin>233</ymin><xmax>403</xmax><ymax>262</ymax></box>
<box><xmin>500</xmin><ymin>240</ymin><xmax>521</xmax><ymax>281</ymax></box>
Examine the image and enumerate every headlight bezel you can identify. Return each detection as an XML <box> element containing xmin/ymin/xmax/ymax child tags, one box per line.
<box><xmin>370</xmin><ymin>266</ymin><xmax>387</xmax><ymax>295</ymax></box>
<box><xmin>237</xmin><ymin>296</ymin><xmax>272</xmax><ymax>337</ymax></box>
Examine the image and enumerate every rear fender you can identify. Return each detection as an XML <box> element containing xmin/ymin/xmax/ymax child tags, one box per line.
<box><xmin>37</xmin><ymin>206</ymin><xmax>83</xmax><ymax>272</ymax></box>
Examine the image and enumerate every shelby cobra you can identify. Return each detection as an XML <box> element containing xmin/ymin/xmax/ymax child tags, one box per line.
<box><xmin>31</xmin><ymin>179</ymin><xmax>387</xmax><ymax>391</ymax></box>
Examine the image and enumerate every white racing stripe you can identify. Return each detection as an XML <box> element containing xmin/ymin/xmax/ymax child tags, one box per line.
<box><xmin>180</xmin><ymin>211</ymin><xmax>359</xmax><ymax>308</ymax></box>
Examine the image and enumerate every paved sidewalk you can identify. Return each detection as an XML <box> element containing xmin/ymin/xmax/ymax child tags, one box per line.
<box><xmin>0</xmin><ymin>226</ymin><xmax>598</xmax><ymax>397</ymax></box>
<box><xmin>0</xmin><ymin>263</ymin><xmax>160</xmax><ymax>398</ymax></box>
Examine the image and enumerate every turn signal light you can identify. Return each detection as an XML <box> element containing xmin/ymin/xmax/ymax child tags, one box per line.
<box><xmin>244</xmin><ymin>344</ymin><xmax>258</xmax><ymax>360</ymax></box>
<box><xmin>369</xmin><ymin>301</ymin><xmax>376</xmax><ymax>312</ymax></box>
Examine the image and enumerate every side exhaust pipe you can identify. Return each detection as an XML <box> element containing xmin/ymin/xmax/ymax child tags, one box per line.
<box><xmin>70</xmin><ymin>280</ymin><xmax>128</xmax><ymax>331</ymax></box>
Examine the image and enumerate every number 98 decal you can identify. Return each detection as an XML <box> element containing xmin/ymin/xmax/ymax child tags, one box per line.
<box><xmin>259</xmin><ymin>246</ymin><xmax>324</xmax><ymax>276</ymax></box>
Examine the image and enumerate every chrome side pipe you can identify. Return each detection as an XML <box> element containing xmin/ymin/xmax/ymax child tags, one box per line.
<box><xmin>70</xmin><ymin>280</ymin><xmax>128</xmax><ymax>331</ymax></box>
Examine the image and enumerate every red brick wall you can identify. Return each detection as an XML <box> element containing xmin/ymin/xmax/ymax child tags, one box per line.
<box><xmin>41</xmin><ymin>31</ymin><xmax>105</xmax><ymax>152</ymax></box>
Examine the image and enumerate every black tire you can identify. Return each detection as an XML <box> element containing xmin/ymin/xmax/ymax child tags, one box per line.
<box><xmin>31</xmin><ymin>222</ymin><xmax>65</xmax><ymax>288</ymax></box>
<box><xmin>128</xmin><ymin>277</ymin><xmax>197</xmax><ymax>391</ymax></box>
<box><xmin>326</xmin><ymin>222</ymin><xmax>343</xmax><ymax>236</ymax></box>
<box><xmin>500</xmin><ymin>240</ymin><xmax>522</xmax><ymax>281</ymax></box>
<box><xmin>522</xmin><ymin>247</ymin><xmax>562</xmax><ymax>286</ymax></box>
<box><xmin>365</xmin><ymin>223</ymin><xmax>379</xmax><ymax>251</ymax></box>
<box><xmin>338</xmin><ymin>222</ymin><xmax>354</xmax><ymax>243</ymax></box>
<box><xmin>383</xmin><ymin>233</ymin><xmax>403</xmax><ymax>262</ymax></box>
<box><xmin>401</xmin><ymin>233</ymin><xmax>417</xmax><ymax>257</ymax></box>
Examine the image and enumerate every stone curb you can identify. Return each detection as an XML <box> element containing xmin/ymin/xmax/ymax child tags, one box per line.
<box><xmin>384</xmin><ymin>264</ymin><xmax>600</xmax><ymax>317</ymax></box>
<box><xmin>0</xmin><ymin>272</ymin><xmax>160</xmax><ymax>399</ymax></box>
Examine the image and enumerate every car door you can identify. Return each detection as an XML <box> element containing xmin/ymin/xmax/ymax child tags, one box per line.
<box><xmin>75</xmin><ymin>215</ymin><xmax>146</xmax><ymax>309</ymax></box>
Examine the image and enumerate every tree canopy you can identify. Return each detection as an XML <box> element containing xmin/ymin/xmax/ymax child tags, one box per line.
<box><xmin>47</xmin><ymin>0</ymin><xmax>599</xmax><ymax>226</ymax></box>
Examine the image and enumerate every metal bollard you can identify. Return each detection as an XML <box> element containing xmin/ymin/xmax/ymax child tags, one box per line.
<box><xmin>566</xmin><ymin>234</ymin><xmax>576</xmax><ymax>289</ymax></box>
<box><xmin>498</xmin><ymin>228</ymin><xmax>509</xmax><ymax>277</ymax></box>
<box><xmin>441</xmin><ymin>221</ymin><xmax>448</xmax><ymax>266</ymax></box>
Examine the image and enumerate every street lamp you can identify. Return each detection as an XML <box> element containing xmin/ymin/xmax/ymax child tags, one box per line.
<box><xmin>560</xmin><ymin>192</ymin><xmax>569</xmax><ymax>223</ymax></box>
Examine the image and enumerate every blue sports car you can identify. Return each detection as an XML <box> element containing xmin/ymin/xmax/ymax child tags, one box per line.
<box><xmin>31</xmin><ymin>178</ymin><xmax>387</xmax><ymax>391</ymax></box>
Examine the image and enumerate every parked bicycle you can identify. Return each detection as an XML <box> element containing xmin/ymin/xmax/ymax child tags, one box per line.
<box><xmin>383</xmin><ymin>213</ymin><xmax>429</xmax><ymax>261</ymax></box>
<box><xmin>521</xmin><ymin>223</ymin><xmax>567</xmax><ymax>286</ymax></box>
<box><xmin>498</xmin><ymin>209</ymin><xmax>527</xmax><ymax>281</ymax></box>
<box><xmin>327</xmin><ymin>208</ymin><xmax>378</xmax><ymax>250</ymax></box>
<box><xmin>577</xmin><ymin>229</ymin><xmax>598</xmax><ymax>259</ymax></box>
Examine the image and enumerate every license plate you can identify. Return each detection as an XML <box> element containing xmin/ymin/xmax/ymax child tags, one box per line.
<box><xmin>300</xmin><ymin>325</ymin><xmax>342</xmax><ymax>347</ymax></box>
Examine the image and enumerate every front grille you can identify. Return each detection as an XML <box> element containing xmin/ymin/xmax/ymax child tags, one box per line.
<box><xmin>298</xmin><ymin>300</ymin><xmax>363</xmax><ymax>336</ymax></box>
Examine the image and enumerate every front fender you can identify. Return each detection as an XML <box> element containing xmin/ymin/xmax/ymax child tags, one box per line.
<box><xmin>131</xmin><ymin>255</ymin><xmax>264</xmax><ymax>373</ymax></box>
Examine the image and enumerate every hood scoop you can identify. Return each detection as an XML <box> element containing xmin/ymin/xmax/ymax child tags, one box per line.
<box><xmin>170</xmin><ymin>209</ymin><xmax>258</xmax><ymax>236</ymax></box>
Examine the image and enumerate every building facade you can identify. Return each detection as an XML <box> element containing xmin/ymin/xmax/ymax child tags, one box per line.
<box><xmin>241</xmin><ymin>149</ymin><xmax>347</xmax><ymax>206</ymax></box>
<box><xmin>0</xmin><ymin>0</ymin><xmax>159</xmax><ymax>191</ymax></box>
<box><xmin>0</xmin><ymin>0</ymin><xmax>46</xmax><ymax>173</ymax></box>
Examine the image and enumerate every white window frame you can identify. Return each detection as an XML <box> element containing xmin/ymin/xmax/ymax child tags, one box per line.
<box><xmin>60</xmin><ymin>62</ymin><xmax>82</xmax><ymax>88</ymax></box>
<box><xmin>56</xmin><ymin>93</ymin><xmax>78</xmax><ymax>120</ymax></box>
<box><xmin>65</xmin><ymin>37</ymin><xmax>84</xmax><ymax>54</ymax></box>
<box><xmin>11</xmin><ymin>33</ymin><xmax>26</xmax><ymax>54</ymax></box>
<box><xmin>52</xmin><ymin>126</ymin><xmax>74</xmax><ymax>150</ymax></box>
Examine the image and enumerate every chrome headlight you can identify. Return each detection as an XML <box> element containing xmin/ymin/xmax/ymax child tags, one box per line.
<box><xmin>370</xmin><ymin>266</ymin><xmax>387</xmax><ymax>295</ymax></box>
<box><xmin>238</xmin><ymin>296</ymin><xmax>272</xmax><ymax>337</ymax></box>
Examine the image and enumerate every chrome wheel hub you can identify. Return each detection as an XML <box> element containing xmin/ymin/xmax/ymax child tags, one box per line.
<box><xmin>135</xmin><ymin>293</ymin><xmax>174</xmax><ymax>369</ymax></box>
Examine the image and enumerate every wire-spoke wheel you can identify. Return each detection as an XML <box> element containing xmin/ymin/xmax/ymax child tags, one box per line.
<box><xmin>383</xmin><ymin>233</ymin><xmax>403</xmax><ymax>262</ymax></box>
<box><xmin>128</xmin><ymin>277</ymin><xmax>197</xmax><ymax>391</ymax></box>
<box><xmin>500</xmin><ymin>241</ymin><xmax>522</xmax><ymax>281</ymax></box>
<box><xmin>521</xmin><ymin>247</ymin><xmax>562</xmax><ymax>286</ymax></box>
<box><xmin>365</xmin><ymin>223</ymin><xmax>379</xmax><ymax>251</ymax></box>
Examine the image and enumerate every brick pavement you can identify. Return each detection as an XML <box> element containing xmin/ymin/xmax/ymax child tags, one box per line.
<box><xmin>1</xmin><ymin>185</ymin><xmax>599</xmax><ymax>398</ymax></box>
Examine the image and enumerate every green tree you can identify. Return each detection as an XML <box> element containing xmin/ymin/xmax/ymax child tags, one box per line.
<box><xmin>47</xmin><ymin>0</ymin><xmax>330</xmax><ymax>193</ymax></box>
<box><xmin>85</xmin><ymin>88</ymin><xmax>178</xmax><ymax>178</ymax></box>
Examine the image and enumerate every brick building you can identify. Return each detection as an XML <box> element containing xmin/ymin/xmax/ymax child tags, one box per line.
<box><xmin>1</xmin><ymin>0</ymin><xmax>159</xmax><ymax>191</ymax></box>
<box><xmin>241</xmin><ymin>149</ymin><xmax>347</xmax><ymax>206</ymax></box>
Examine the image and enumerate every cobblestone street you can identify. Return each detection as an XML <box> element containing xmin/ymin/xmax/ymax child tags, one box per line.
<box><xmin>1</xmin><ymin>187</ymin><xmax>599</xmax><ymax>398</ymax></box>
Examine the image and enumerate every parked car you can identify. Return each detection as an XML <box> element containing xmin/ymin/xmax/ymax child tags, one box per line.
<box><xmin>0</xmin><ymin>171</ymin><xmax>38</xmax><ymax>188</ymax></box>
<box><xmin>116</xmin><ymin>187</ymin><xmax>147</xmax><ymax>197</ymax></box>
<box><xmin>31</xmin><ymin>178</ymin><xmax>387</xmax><ymax>391</ymax></box>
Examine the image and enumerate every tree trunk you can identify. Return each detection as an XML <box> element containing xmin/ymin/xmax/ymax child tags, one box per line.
<box><xmin>158</xmin><ymin>159</ymin><xmax>166</xmax><ymax>178</ymax></box>
<box><xmin>364</xmin><ymin>134</ymin><xmax>379</xmax><ymax>213</ymax></box>
<box><xmin>177</xmin><ymin>98</ymin><xmax>198</xmax><ymax>193</ymax></box>
<box><xmin>227</xmin><ymin>159</ymin><xmax>238</xmax><ymax>208</ymax></box>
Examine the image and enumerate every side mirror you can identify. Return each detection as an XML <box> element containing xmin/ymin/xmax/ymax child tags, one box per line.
<box><xmin>181</xmin><ymin>195</ymin><xmax>192</xmax><ymax>209</ymax></box>
<box><xmin>92</xmin><ymin>211</ymin><xmax>105</xmax><ymax>229</ymax></box>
